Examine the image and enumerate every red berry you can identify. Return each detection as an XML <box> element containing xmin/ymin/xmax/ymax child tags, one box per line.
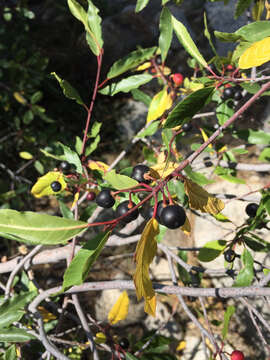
<box><xmin>231</xmin><ymin>350</ymin><xmax>245</xmax><ymax>360</ymax></box>
<box><xmin>226</xmin><ymin>64</ymin><xmax>234</xmax><ymax>71</ymax></box>
<box><xmin>87</xmin><ymin>191</ymin><xmax>96</xmax><ymax>201</ymax></box>
<box><xmin>172</xmin><ymin>73</ymin><xmax>184</xmax><ymax>86</ymax></box>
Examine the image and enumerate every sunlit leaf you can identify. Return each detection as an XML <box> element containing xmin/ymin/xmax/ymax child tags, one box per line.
<box><xmin>147</xmin><ymin>88</ymin><xmax>173</xmax><ymax>123</ymax></box>
<box><xmin>184</xmin><ymin>179</ymin><xmax>225</xmax><ymax>215</ymax></box>
<box><xmin>131</xmin><ymin>89</ymin><xmax>152</xmax><ymax>106</ymax></box>
<box><xmin>108</xmin><ymin>291</ymin><xmax>129</xmax><ymax>325</ymax></box>
<box><xmin>88</xmin><ymin>160</ymin><xmax>109</xmax><ymax>173</ymax></box>
<box><xmin>159</xmin><ymin>7</ymin><xmax>173</xmax><ymax>63</ymax></box>
<box><xmin>94</xmin><ymin>332</ymin><xmax>107</xmax><ymax>344</ymax></box>
<box><xmin>38</xmin><ymin>306</ymin><xmax>57</xmax><ymax>323</ymax></box>
<box><xmin>150</xmin><ymin>153</ymin><xmax>178</xmax><ymax>179</ymax></box>
<box><xmin>200</xmin><ymin>128</ymin><xmax>213</xmax><ymax>149</ymax></box>
<box><xmin>51</xmin><ymin>72</ymin><xmax>84</xmax><ymax>105</ymax></box>
<box><xmin>172</xmin><ymin>15</ymin><xmax>207</xmax><ymax>68</ymax></box>
<box><xmin>104</xmin><ymin>170</ymin><xmax>138</xmax><ymax>190</ymax></box>
<box><xmin>198</xmin><ymin>240</ymin><xmax>227</xmax><ymax>262</ymax></box>
<box><xmin>99</xmin><ymin>74</ymin><xmax>153</xmax><ymax>96</ymax></box>
<box><xmin>136</xmin><ymin>61</ymin><xmax>152</xmax><ymax>71</ymax></box>
<box><xmin>31</xmin><ymin>171</ymin><xmax>66</xmax><ymax>198</ymax></box>
<box><xmin>233</xmin><ymin>249</ymin><xmax>254</xmax><ymax>286</ymax></box>
<box><xmin>181</xmin><ymin>216</ymin><xmax>191</xmax><ymax>235</ymax></box>
<box><xmin>13</xmin><ymin>92</ymin><xmax>27</xmax><ymax>105</ymax></box>
<box><xmin>19</xmin><ymin>152</ymin><xmax>33</xmax><ymax>160</ymax></box>
<box><xmin>239</xmin><ymin>37</ymin><xmax>270</xmax><ymax>69</ymax></box>
<box><xmin>176</xmin><ymin>340</ymin><xmax>186</xmax><ymax>352</ymax></box>
<box><xmin>222</xmin><ymin>305</ymin><xmax>235</xmax><ymax>340</ymax></box>
<box><xmin>135</xmin><ymin>0</ymin><xmax>149</xmax><ymax>12</ymax></box>
<box><xmin>0</xmin><ymin>328</ymin><xmax>36</xmax><ymax>342</ymax></box>
<box><xmin>133</xmin><ymin>218</ymin><xmax>159</xmax><ymax>316</ymax></box>
<box><xmin>0</xmin><ymin>209</ymin><xmax>87</xmax><ymax>245</ymax></box>
<box><xmin>86</xmin><ymin>0</ymin><xmax>103</xmax><ymax>55</ymax></box>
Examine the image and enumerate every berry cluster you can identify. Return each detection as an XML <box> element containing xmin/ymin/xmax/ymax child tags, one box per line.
<box><xmin>94</xmin><ymin>164</ymin><xmax>186</xmax><ymax>229</ymax></box>
<box><xmin>222</xmin><ymin>86</ymin><xmax>243</xmax><ymax>101</ymax></box>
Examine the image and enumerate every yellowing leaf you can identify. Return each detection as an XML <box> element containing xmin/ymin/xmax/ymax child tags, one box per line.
<box><xmin>108</xmin><ymin>291</ymin><xmax>129</xmax><ymax>325</ymax></box>
<box><xmin>176</xmin><ymin>340</ymin><xmax>186</xmax><ymax>352</ymax></box>
<box><xmin>13</xmin><ymin>92</ymin><xmax>27</xmax><ymax>105</ymax></box>
<box><xmin>239</xmin><ymin>37</ymin><xmax>270</xmax><ymax>69</ymax></box>
<box><xmin>72</xmin><ymin>192</ymin><xmax>80</xmax><ymax>208</ymax></box>
<box><xmin>147</xmin><ymin>88</ymin><xmax>172</xmax><ymax>123</ymax></box>
<box><xmin>150</xmin><ymin>152</ymin><xmax>178</xmax><ymax>178</ymax></box>
<box><xmin>31</xmin><ymin>171</ymin><xmax>67</xmax><ymax>198</ymax></box>
<box><xmin>136</xmin><ymin>61</ymin><xmax>152</xmax><ymax>71</ymax></box>
<box><xmin>19</xmin><ymin>151</ymin><xmax>33</xmax><ymax>160</ymax></box>
<box><xmin>133</xmin><ymin>218</ymin><xmax>159</xmax><ymax>316</ymax></box>
<box><xmin>88</xmin><ymin>160</ymin><xmax>109</xmax><ymax>173</ymax></box>
<box><xmin>181</xmin><ymin>215</ymin><xmax>191</xmax><ymax>235</ymax></box>
<box><xmin>200</xmin><ymin>128</ymin><xmax>212</xmax><ymax>149</ymax></box>
<box><xmin>94</xmin><ymin>332</ymin><xmax>107</xmax><ymax>344</ymax></box>
<box><xmin>184</xmin><ymin>179</ymin><xmax>224</xmax><ymax>215</ymax></box>
<box><xmin>38</xmin><ymin>306</ymin><xmax>57</xmax><ymax>322</ymax></box>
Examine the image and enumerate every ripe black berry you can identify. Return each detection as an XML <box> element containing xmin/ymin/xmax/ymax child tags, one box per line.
<box><xmin>224</xmin><ymin>249</ymin><xmax>236</xmax><ymax>263</ymax></box>
<box><xmin>156</xmin><ymin>200</ymin><xmax>169</xmax><ymax>224</ymax></box>
<box><xmin>234</xmin><ymin>90</ymin><xmax>243</xmax><ymax>101</ymax></box>
<box><xmin>51</xmin><ymin>181</ymin><xmax>62</xmax><ymax>192</ymax></box>
<box><xmin>160</xmin><ymin>204</ymin><xmax>186</xmax><ymax>229</ymax></box>
<box><xmin>87</xmin><ymin>191</ymin><xmax>96</xmax><ymax>201</ymax></box>
<box><xmin>222</xmin><ymin>87</ymin><xmax>235</xmax><ymax>100</ymax></box>
<box><xmin>140</xmin><ymin>204</ymin><xmax>154</xmax><ymax>221</ymax></box>
<box><xmin>245</xmin><ymin>203</ymin><xmax>259</xmax><ymax>217</ymax></box>
<box><xmin>116</xmin><ymin>200</ymin><xmax>139</xmax><ymax>223</ymax></box>
<box><xmin>131</xmin><ymin>164</ymin><xmax>151</xmax><ymax>184</ymax></box>
<box><xmin>182</xmin><ymin>122</ymin><xmax>192</xmax><ymax>132</ymax></box>
<box><xmin>59</xmin><ymin>161</ymin><xmax>71</xmax><ymax>173</ymax></box>
<box><xmin>96</xmin><ymin>189</ymin><xmax>115</xmax><ymax>208</ymax></box>
<box><xmin>119</xmin><ymin>337</ymin><xmax>129</xmax><ymax>349</ymax></box>
<box><xmin>203</xmin><ymin>156</ymin><xmax>213</xmax><ymax>168</ymax></box>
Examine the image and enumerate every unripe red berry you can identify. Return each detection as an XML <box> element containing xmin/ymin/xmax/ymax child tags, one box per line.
<box><xmin>226</xmin><ymin>64</ymin><xmax>234</xmax><ymax>71</ymax></box>
<box><xmin>172</xmin><ymin>73</ymin><xmax>184</xmax><ymax>86</ymax></box>
<box><xmin>231</xmin><ymin>350</ymin><xmax>245</xmax><ymax>360</ymax></box>
<box><xmin>87</xmin><ymin>191</ymin><xmax>96</xmax><ymax>201</ymax></box>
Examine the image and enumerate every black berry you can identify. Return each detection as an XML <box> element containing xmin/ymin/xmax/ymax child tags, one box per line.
<box><xmin>140</xmin><ymin>204</ymin><xmax>154</xmax><ymax>221</ymax></box>
<box><xmin>116</xmin><ymin>200</ymin><xmax>139</xmax><ymax>223</ymax></box>
<box><xmin>131</xmin><ymin>164</ymin><xmax>151</xmax><ymax>184</ymax></box>
<box><xmin>182</xmin><ymin>122</ymin><xmax>192</xmax><ymax>132</ymax></box>
<box><xmin>203</xmin><ymin>156</ymin><xmax>213</xmax><ymax>168</ymax></box>
<box><xmin>96</xmin><ymin>189</ymin><xmax>115</xmax><ymax>208</ymax></box>
<box><xmin>224</xmin><ymin>249</ymin><xmax>236</xmax><ymax>263</ymax></box>
<box><xmin>234</xmin><ymin>90</ymin><xmax>243</xmax><ymax>101</ymax></box>
<box><xmin>222</xmin><ymin>87</ymin><xmax>235</xmax><ymax>100</ymax></box>
<box><xmin>59</xmin><ymin>161</ymin><xmax>71</xmax><ymax>173</ymax></box>
<box><xmin>119</xmin><ymin>337</ymin><xmax>129</xmax><ymax>349</ymax></box>
<box><xmin>87</xmin><ymin>191</ymin><xmax>96</xmax><ymax>201</ymax></box>
<box><xmin>245</xmin><ymin>203</ymin><xmax>259</xmax><ymax>217</ymax></box>
<box><xmin>51</xmin><ymin>181</ymin><xmax>62</xmax><ymax>192</ymax></box>
<box><xmin>160</xmin><ymin>204</ymin><xmax>186</xmax><ymax>229</ymax></box>
<box><xmin>156</xmin><ymin>200</ymin><xmax>169</xmax><ymax>224</ymax></box>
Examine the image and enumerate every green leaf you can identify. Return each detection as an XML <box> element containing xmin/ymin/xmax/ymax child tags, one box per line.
<box><xmin>0</xmin><ymin>292</ymin><xmax>36</xmax><ymax>329</ymax></box>
<box><xmin>222</xmin><ymin>305</ymin><xmax>235</xmax><ymax>340</ymax></box>
<box><xmin>99</xmin><ymin>74</ymin><xmax>153</xmax><ymax>96</ymax></box>
<box><xmin>23</xmin><ymin>110</ymin><xmax>34</xmax><ymax>125</ymax></box>
<box><xmin>75</xmin><ymin>136</ymin><xmax>83</xmax><ymax>154</ymax></box>
<box><xmin>184</xmin><ymin>166</ymin><xmax>214</xmax><ymax>186</ymax></box>
<box><xmin>172</xmin><ymin>15</ymin><xmax>207</xmax><ymax>68</ymax></box>
<box><xmin>135</xmin><ymin>0</ymin><xmax>150</xmax><ymax>12</ymax></box>
<box><xmin>233</xmin><ymin>249</ymin><xmax>254</xmax><ymax>287</ymax></box>
<box><xmin>232</xmin><ymin>41</ymin><xmax>252</xmax><ymax>63</ymax></box>
<box><xmin>164</xmin><ymin>87</ymin><xmax>214</xmax><ymax>128</ymax></box>
<box><xmin>62</xmin><ymin>231</ymin><xmax>110</xmax><ymax>291</ymax></box>
<box><xmin>85</xmin><ymin>0</ymin><xmax>103</xmax><ymax>55</ymax></box>
<box><xmin>131</xmin><ymin>89</ymin><xmax>152</xmax><ymax>106</ymax></box>
<box><xmin>59</xmin><ymin>201</ymin><xmax>74</xmax><ymax>219</ymax></box>
<box><xmin>244</xmin><ymin>236</ymin><xmax>270</xmax><ymax>252</ymax></box>
<box><xmin>85</xmin><ymin>135</ymin><xmax>100</xmax><ymax>156</ymax></box>
<box><xmin>0</xmin><ymin>328</ymin><xmax>36</xmax><ymax>342</ymax></box>
<box><xmin>234</xmin><ymin>0</ymin><xmax>252</xmax><ymax>19</ymax></box>
<box><xmin>107</xmin><ymin>47</ymin><xmax>157</xmax><ymax>79</ymax></box>
<box><xmin>177</xmin><ymin>250</ymin><xmax>191</xmax><ymax>285</ymax></box>
<box><xmin>159</xmin><ymin>7</ymin><xmax>173</xmax><ymax>63</ymax></box>
<box><xmin>126</xmin><ymin>353</ymin><xmax>139</xmax><ymax>360</ymax></box>
<box><xmin>214</xmin><ymin>31</ymin><xmax>242</xmax><ymax>43</ymax></box>
<box><xmin>162</xmin><ymin>0</ymin><xmax>170</xmax><ymax>4</ymax></box>
<box><xmin>198</xmin><ymin>240</ymin><xmax>227</xmax><ymax>262</ymax></box>
<box><xmin>57</xmin><ymin>142</ymin><xmax>83</xmax><ymax>174</ymax></box>
<box><xmin>234</xmin><ymin>129</ymin><xmax>270</xmax><ymax>145</ymax></box>
<box><xmin>0</xmin><ymin>210</ymin><xmax>87</xmax><ymax>245</ymax></box>
<box><xmin>137</xmin><ymin>121</ymin><xmax>160</xmax><ymax>138</ymax></box>
<box><xmin>203</xmin><ymin>12</ymin><xmax>217</xmax><ymax>55</ymax></box>
<box><xmin>3</xmin><ymin>345</ymin><xmax>17</xmax><ymax>360</ymax></box>
<box><xmin>240</xmin><ymin>82</ymin><xmax>270</xmax><ymax>96</ymax></box>
<box><xmin>90</xmin><ymin>121</ymin><xmax>102</xmax><ymax>138</ymax></box>
<box><xmin>218</xmin><ymin>174</ymin><xmax>246</xmax><ymax>184</ymax></box>
<box><xmin>104</xmin><ymin>170</ymin><xmax>138</xmax><ymax>190</ymax></box>
<box><xmin>216</xmin><ymin>101</ymin><xmax>234</xmax><ymax>126</ymax></box>
<box><xmin>51</xmin><ymin>72</ymin><xmax>84</xmax><ymax>105</ymax></box>
<box><xmin>262</xmin><ymin>192</ymin><xmax>270</xmax><ymax>216</ymax></box>
<box><xmin>235</xmin><ymin>21</ymin><xmax>270</xmax><ymax>42</ymax></box>
<box><xmin>30</xmin><ymin>91</ymin><xmax>43</xmax><ymax>104</ymax></box>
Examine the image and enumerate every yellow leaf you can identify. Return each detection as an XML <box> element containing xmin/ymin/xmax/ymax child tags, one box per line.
<box><xmin>133</xmin><ymin>218</ymin><xmax>159</xmax><ymax>316</ymax></box>
<box><xmin>200</xmin><ymin>128</ymin><xmax>212</xmax><ymax>149</ymax></box>
<box><xmin>88</xmin><ymin>160</ymin><xmax>109</xmax><ymax>173</ymax></box>
<box><xmin>150</xmin><ymin>152</ymin><xmax>178</xmax><ymax>178</ymax></box>
<box><xmin>176</xmin><ymin>340</ymin><xmax>186</xmax><ymax>352</ymax></box>
<box><xmin>189</xmin><ymin>81</ymin><xmax>204</xmax><ymax>91</ymax></box>
<box><xmin>147</xmin><ymin>88</ymin><xmax>172</xmax><ymax>123</ymax></box>
<box><xmin>184</xmin><ymin>179</ymin><xmax>224</xmax><ymax>215</ymax></box>
<box><xmin>136</xmin><ymin>61</ymin><xmax>152</xmax><ymax>71</ymax></box>
<box><xmin>38</xmin><ymin>306</ymin><xmax>57</xmax><ymax>322</ymax></box>
<box><xmin>266</xmin><ymin>0</ymin><xmax>270</xmax><ymax>20</ymax></box>
<box><xmin>94</xmin><ymin>332</ymin><xmax>107</xmax><ymax>344</ymax></box>
<box><xmin>181</xmin><ymin>215</ymin><xmax>191</xmax><ymax>235</ymax></box>
<box><xmin>31</xmin><ymin>171</ymin><xmax>67</xmax><ymax>198</ymax></box>
<box><xmin>13</xmin><ymin>92</ymin><xmax>27</xmax><ymax>105</ymax></box>
<box><xmin>238</xmin><ymin>37</ymin><xmax>270</xmax><ymax>69</ymax></box>
<box><xmin>19</xmin><ymin>151</ymin><xmax>33</xmax><ymax>160</ymax></box>
<box><xmin>108</xmin><ymin>291</ymin><xmax>129</xmax><ymax>325</ymax></box>
<box><xmin>71</xmin><ymin>192</ymin><xmax>80</xmax><ymax>208</ymax></box>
